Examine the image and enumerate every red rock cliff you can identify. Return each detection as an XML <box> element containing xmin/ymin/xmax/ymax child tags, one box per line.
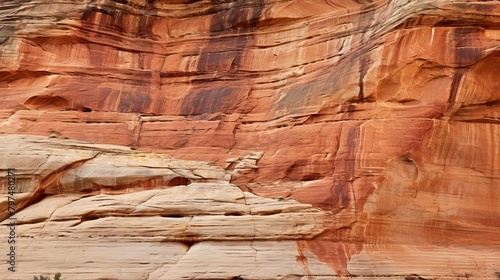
<box><xmin>0</xmin><ymin>0</ymin><xmax>499</xmax><ymax>279</ymax></box>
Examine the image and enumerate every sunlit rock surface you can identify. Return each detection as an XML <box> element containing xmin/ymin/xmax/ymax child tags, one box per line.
<box><xmin>0</xmin><ymin>0</ymin><xmax>499</xmax><ymax>279</ymax></box>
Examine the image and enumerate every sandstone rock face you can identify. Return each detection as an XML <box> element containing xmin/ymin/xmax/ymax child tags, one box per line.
<box><xmin>0</xmin><ymin>0</ymin><xmax>499</xmax><ymax>279</ymax></box>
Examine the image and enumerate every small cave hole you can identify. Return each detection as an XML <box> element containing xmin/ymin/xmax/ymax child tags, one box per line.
<box><xmin>24</xmin><ymin>95</ymin><xmax>69</xmax><ymax>111</ymax></box>
<box><xmin>301</xmin><ymin>173</ymin><xmax>323</xmax><ymax>181</ymax></box>
<box><xmin>224</xmin><ymin>212</ymin><xmax>243</xmax><ymax>216</ymax></box>
<box><xmin>404</xmin><ymin>276</ymin><xmax>428</xmax><ymax>280</ymax></box>
<box><xmin>166</xmin><ymin>177</ymin><xmax>191</xmax><ymax>186</ymax></box>
<box><xmin>80</xmin><ymin>214</ymin><xmax>100</xmax><ymax>223</ymax></box>
<box><xmin>161</xmin><ymin>214</ymin><xmax>184</xmax><ymax>218</ymax></box>
<box><xmin>181</xmin><ymin>240</ymin><xmax>196</xmax><ymax>248</ymax></box>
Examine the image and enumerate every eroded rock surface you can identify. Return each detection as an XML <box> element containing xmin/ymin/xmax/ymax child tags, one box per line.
<box><xmin>0</xmin><ymin>0</ymin><xmax>499</xmax><ymax>279</ymax></box>
<box><xmin>0</xmin><ymin>135</ymin><xmax>339</xmax><ymax>279</ymax></box>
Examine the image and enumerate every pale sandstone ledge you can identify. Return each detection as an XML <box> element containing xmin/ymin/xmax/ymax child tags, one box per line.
<box><xmin>0</xmin><ymin>134</ymin><xmax>343</xmax><ymax>279</ymax></box>
<box><xmin>0</xmin><ymin>241</ymin><xmax>499</xmax><ymax>279</ymax></box>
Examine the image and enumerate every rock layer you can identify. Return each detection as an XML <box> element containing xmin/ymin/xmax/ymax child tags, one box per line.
<box><xmin>0</xmin><ymin>0</ymin><xmax>499</xmax><ymax>279</ymax></box>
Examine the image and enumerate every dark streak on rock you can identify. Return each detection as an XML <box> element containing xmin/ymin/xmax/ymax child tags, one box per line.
<box><xmin>117</xmin><ymin>91</ymin><xmax>153</xmax><ymax>113</ymax></box>
<box><xmin>138</xmin><ymin>15</ymin><xmax>156</xmax><ymax>39</ymax></box>
<box><xmin>453</xmin><ymin>27</ymin><xmax>484</xmax><ymax>65</ymax></box>
<box><xmin>180</xmin><ymin>87</ymin><xmax>238</xmax><ymax>115</ymax></box>
<box><xmin>448</xmin><ymin>27</ymin><xmax>485</xmax><ymax>104</ymax></box>
<box><xmin>357</xmin><ymin>1</ymin><xmax>376</xmax><ymax>100</ymax></box>
<box><xmin>323</xmin><ymin>125</ymin><xmax>360</xmax><ymax>210</ymax></box>
<box><xmin>358</xmin><ymin>55</ymin><xmax>370</xmax><ymax>100</ymax></box>
<box><xmin>274</xmin><ymin>10</ymin><xmax>378</xmax><ymax>116</ymax></box>
<box><xmin>186</xmin><ymin>0</ymin><xmax>265</xmax><ymax>116</ymax></box>
<box><xmin>81</xmin><ymin>2</ymin><xmax>158</xmax><ymax>38</ymax></box>
<box><xmin>197</xmin><ymin>0</ymin><xmax>264</xmax><ymax>71</ymax></box>
<box><xmin>0</xmin><ymin>25</ymin><xmax>14</xmax><ymax>45</ymax></box>
<box><xmin>275</xmin><ymin>84</ymin><xmax>315</xmax><ymax>114</ymax></box>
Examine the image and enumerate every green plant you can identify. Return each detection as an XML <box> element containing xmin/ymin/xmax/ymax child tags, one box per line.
<box><xmin>33</xmin><ymin>273</ymin><xmax>61</xmax><ymax>280</ymax></box>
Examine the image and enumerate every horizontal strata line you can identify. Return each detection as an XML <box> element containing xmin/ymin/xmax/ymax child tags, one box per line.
<box><xmin>17</xmin><ymin>234</ymin><xmax>326</xmax><ymax>241</ymax></box>
<box><xmin>344</xmin><ymin>274</ymin><xmax>473</xmax><ymax>278</ymax></box>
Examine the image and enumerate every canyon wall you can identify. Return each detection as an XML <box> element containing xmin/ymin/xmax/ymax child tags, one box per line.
<box><xmin>0</xmin><ymin>0</ymin><xmax>499</xmax><ymax>279</ymax></box>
